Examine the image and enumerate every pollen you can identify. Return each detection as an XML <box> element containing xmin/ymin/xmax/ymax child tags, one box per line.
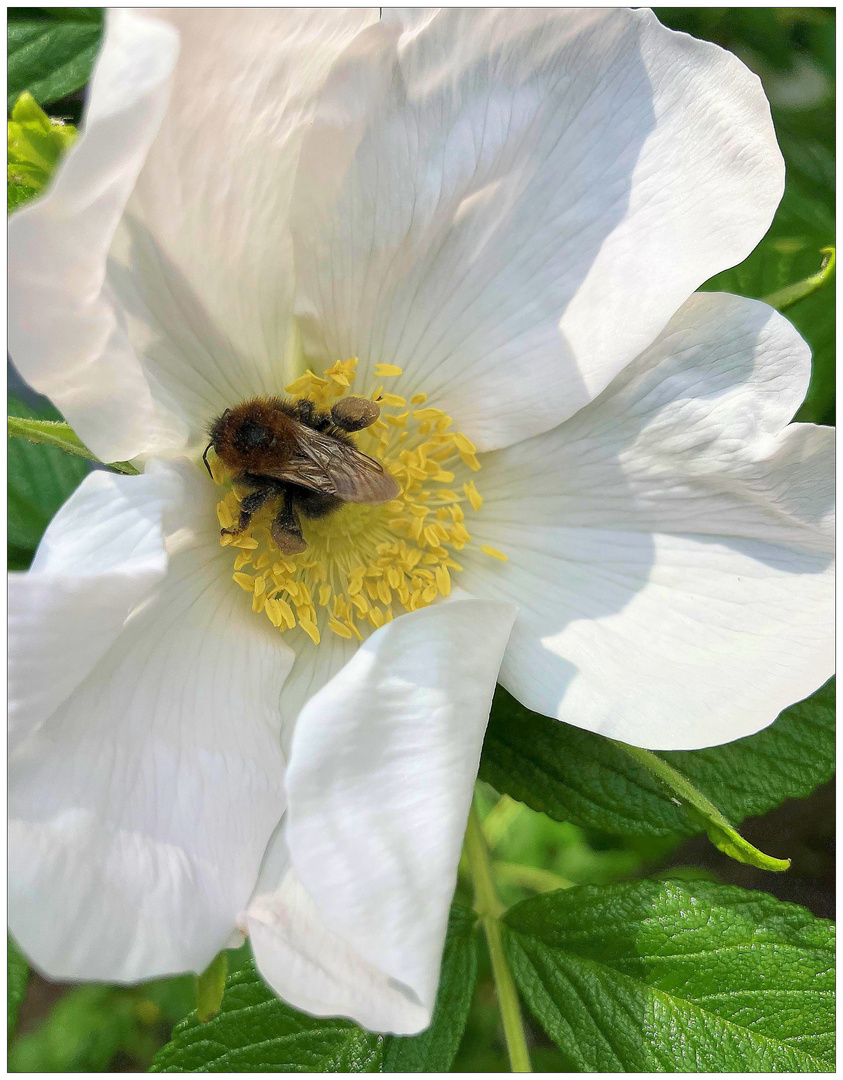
<box><xmin>210</xmin><ymin>358</ymin><xmax>497</xmax><ymax>644</ymax></box>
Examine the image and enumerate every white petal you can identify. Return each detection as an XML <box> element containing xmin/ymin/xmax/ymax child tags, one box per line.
<box><xmin>9</xmin><ymin>466</ymin><xmax>173</xmax><ymax>751</ymax></box>
<box><xmin>468</xmin><ymin>530</ymin><xmax>831</xmax><ymax>751</ymax></box>
<box><xmin>247</xmin><ymin>599</ymin><xmax>516</xmax><ymax>1033</ymax></box>
<box><xmin>110</xmin><ymin>9</ymin><xmax>378</xmax><ymax>448</ymax></box>
<box><xmin>8</xmin><ymin>11</ymin><xmax>178</xmax><ymax>462</ymax></box>
<box><xmin>476</xmin><ymin>293</ymin><xmax>833</xmax><ymax>552</ymax></box>
<box><xmin>289</xmin><ymin>8</ymin><xmax>783</xmax><ymax>449</ymax></box>
<box><xmin>10</xmin><ymin>462</ymin><xmax>294</xmax><ymax>982</ymax></box>
<box><xmin>275</xmin><ymin>632</ymin><xmax>360</xmax><ymax>758</ymax></box>
<box><xmin>248</xmin><ymin>828</ymin><xmax>430</xmax><ymax>1035</ymax></box>
<box><xmin>462</xmin><ymin>294</ymin><xmax>833</xmax><ymax>749</ymax></box>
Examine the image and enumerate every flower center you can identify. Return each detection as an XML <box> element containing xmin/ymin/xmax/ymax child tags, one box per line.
<box><xmin>208</xmin><ymin>359</ymin><xmax>506</xmax><ymax>644</ymax></box>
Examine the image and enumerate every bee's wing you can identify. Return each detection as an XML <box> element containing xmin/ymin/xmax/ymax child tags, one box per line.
<box><xmin>264</xmin><ymin>421</ymin><xmax>400</xmax><ymax>504</ymax></box>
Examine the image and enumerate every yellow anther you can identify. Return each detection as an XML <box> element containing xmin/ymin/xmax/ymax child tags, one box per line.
<box><xmin>285</xmin><ymin>372</ymin><xmax>328</xmax><ymax>395</ymax></box>
<box><xmin>298</xmin><ymin>619</ymin><xmax>321</xmax><ymax>644</ymax></box>
<box><xmin>412</xmin><ymin>408</ymin><xmax>447</xmax><ymax>423</ymax></box>
<box><xmin>219</xmin><ymin>357</ymin><xmax>501</xmax><ymax>643</ymax></box>
<box><xmin>481</xmin><ymin>545</ymin><xmax>508</xmax><ymax>562</ymax></box>
<box><xmin>351</xmin><ymin>593</ymin><xmax>370</xmax><ymax>616</ymax></box>
<box><xmin>208</xmin><ymin>453</ymin><xmax>227</xmax><ymax>486</ymax></box>
<box><xmin>217</xmin><ymin>501</ymin><xmax>235</xmax><ymax>529</ymax></box>
<box><xmin>452</xmin><ymin>432</ymin><xmax>477</xmax><ymax>455</ymax></box>
<box><xmin>451</xmin><ymin>522</ymin><xmax>471</xmax><ymax>544</ymax></box>
<box><xmin>423</xmin><ymin>525</ymin><xmax>443</xmax><ymax>547</ymax></box>
<box><xmin>463</xmin><ymin>481</ymin><xmax>483</xmax><ymax>510</ymax></box>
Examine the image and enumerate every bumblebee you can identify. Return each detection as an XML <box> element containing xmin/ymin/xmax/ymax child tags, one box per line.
<box><xmin>205</xmin><ymin>396</ymin><xmax>399</xmax><ymax>554</ymax></box>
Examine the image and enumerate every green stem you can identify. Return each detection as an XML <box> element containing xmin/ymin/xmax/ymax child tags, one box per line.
<box><xmin>465</xmin><ymin>800</ymin><xmax>532</xmax><ymax>1073</ymax></box>
<box><xmin>482</xmin><ymin>794</ymin><xmax>524</xmax><ymax>850</ymax></box>
<box><xmin>196</xmin><ymin>951</ymin><xmax>228</xmax><ymax>1022</ymax></box>
<box><xmin>613</xmin><ymin>741</ymin><xmax>789</xmax><ymax>872</ymax></box>
<box><xmin>493</xmin><ymin>861</ymin><xmax>575</xmax><ymax>894</ymax></box>
<box><xmin>7</xmin><ymin>415</ymin><xmax>139</xmax><ymax>474</ymax></box>
<box><xmin>763</xmin><ymin>246</ymin><xmax>835</xmax><ymax>312</ymax></box>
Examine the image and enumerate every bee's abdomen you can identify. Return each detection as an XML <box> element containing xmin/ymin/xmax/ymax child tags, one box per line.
<box><xmin>287</xmin><ymin>484</ymin><xmax>343</xmax><ymax>520</ymax></box>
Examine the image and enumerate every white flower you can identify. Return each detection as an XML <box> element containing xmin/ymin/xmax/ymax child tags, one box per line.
<box><xmin>8</xmin><ymin>8</ymin><xmax>832</xmax><ymax>1035</ymax></box>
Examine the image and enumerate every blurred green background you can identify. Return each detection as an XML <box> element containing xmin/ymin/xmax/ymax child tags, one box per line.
<box><xmin>8</xmin><ymin>7</ymin><xmax>835</xmax><ymax>1072</ymax></box>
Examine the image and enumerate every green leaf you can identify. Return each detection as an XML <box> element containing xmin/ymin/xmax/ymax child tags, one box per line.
<box><xmin>479</xmin><ymin>680</ymin><xmax>834</xmax><ymax>841</ymax></box>
<box><xmin>8</xmin><ymin>89</ymin><xmax>76</xmax><ymax>185</ymax></box>
<box><xmin>8</xmin><ymin>396</ymin><xmax>90</xmax><ymax>569</ymax></box>
<box><xmin>504</xmin><ymin>879</ymin><xmax>835</xmax><ymax>1072</ymax></box>
<box><xmin>151</xmin><ymin>905</ymin><xmax>478</xmax><ymax>1073</ymax></box>
<box><xmin>8</xmin><ymin>985</ymin><xmax>139</xmax><ymax>1072</ymax></box>
<box><xmin>151</xmin><ymin>958</ymin><xmax>384</xmax><ymax>1073</ymax></box>
<box><xmin>8</xmin><ymin>8</ymin><xmax>104</xmax><ymax>112</ymax></box>
<box><xmin>7</xmin><ymin>936</ymin><xmax>30</xmax><ymax>1041</ymax></box>
<box><xmin>8</xmin><ymin>179</ymin><xmax>39</xmax><ymax>211</ymax></box>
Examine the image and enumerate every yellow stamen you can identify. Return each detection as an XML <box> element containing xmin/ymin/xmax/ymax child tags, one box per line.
<box><xmin>212</xmin><ymin>358</ymin><xmax>501</xmax><ymax>643</ymax></box>
<box><xmin>481</xmin><ymin>545</ymin><xmax>508</xmax><ymax>562</ymax></box>
<box><xmin>464</xmin><ymin>481</ymin><xmax>483</xmax><ymax>511</ymax></box>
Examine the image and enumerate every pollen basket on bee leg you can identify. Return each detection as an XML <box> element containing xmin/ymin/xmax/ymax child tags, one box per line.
<box><xmin>206</xmin><ymin>357</ymin><xmax>504</xmax><ymax>645</ymax></box>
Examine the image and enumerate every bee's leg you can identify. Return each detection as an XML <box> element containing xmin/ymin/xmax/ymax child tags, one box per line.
<box><xmin>291</xmin><ymin>398</ymin><xmax>315</xmax><ymax>423</ymax></box>
<box><xmin>221</xmin><ymin>485</ymin><xmax>272</xmax><ymax>538</ymax></box>
<box><xmin>291</xmin><ymin>397</ymin><xmax>335</xmax><ymax>433</ymax></box>
<box><xmin>331</xmin><ymin>396</ymin><xmax>380</xmax><ymax>432</ymax></box>
<box><xmin>270</xmin><ymin>488</ymin><xmax>307</xmax><ymax>555</ymax></box>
